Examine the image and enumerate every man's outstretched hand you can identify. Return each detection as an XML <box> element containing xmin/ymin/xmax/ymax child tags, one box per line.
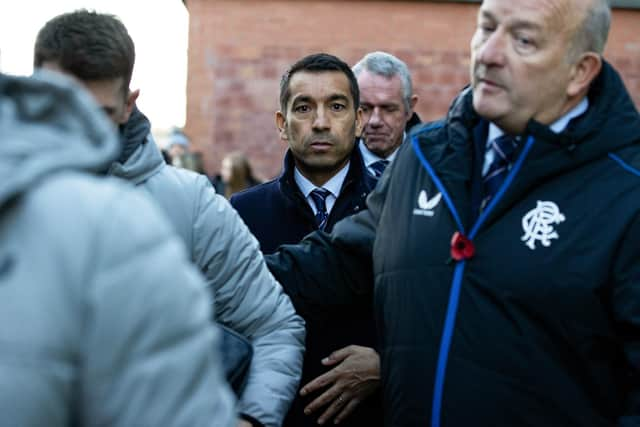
<box><xmin>300</xmin><ymin>345</ymin><xmax>380</xmax><ymax>425</ymax></box>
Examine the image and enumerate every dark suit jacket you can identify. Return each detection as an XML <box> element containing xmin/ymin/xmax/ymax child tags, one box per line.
<box><xmin>231</xmin><ymin>147</ymin><xmax>382</xmax><ymax>427</ymax></box>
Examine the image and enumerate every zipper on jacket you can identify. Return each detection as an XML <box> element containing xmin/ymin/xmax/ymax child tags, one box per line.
<box><xmin>609</xmin><ymin>153</ymin><xmax>640</xmax><ymax>177</ymax></box>
<box><xmin>411</xmin><ymin>133</ymin><xmax>535</xmax><ymax>427</ymax></box>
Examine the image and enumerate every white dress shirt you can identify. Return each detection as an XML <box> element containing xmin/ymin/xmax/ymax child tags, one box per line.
<box><xmin>294</xmin><ymin>162</ymin><xmax>349</xmax><ymax>215</ymax></box>
<box><xmin>358</xmin><ymin>133</ymin><xmax>404</xmax><ymax>176</ymax></box>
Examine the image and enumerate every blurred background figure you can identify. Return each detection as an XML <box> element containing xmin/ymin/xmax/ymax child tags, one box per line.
<box><xmin>0</xmin><ymin>70</ymin><xmax>236</xmax><ymax>427</ymax></box>
<box><xmin>33</xmin><ymin>10</ymin><xmax>304</xmax><ymax>427</ymax></box>
<box><xmin>167</xmin><ymin>127</ymin><xmax>190</xmax><ymax>161</ymax></box>
<box><xmin>213</xmin><ymin>151</ymin><xmax>261</xmax><ymax>198</ymax></box>
<box><xmin>165</xmin><ymin>127</ymin><xmax>207</xmax><ymax>174</ymax></box>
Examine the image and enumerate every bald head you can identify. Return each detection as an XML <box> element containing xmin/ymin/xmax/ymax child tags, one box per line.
<box><xmin>567</xmin><ymin>0</ymin><xmax>611</xmax><ymax>61</ymax></box>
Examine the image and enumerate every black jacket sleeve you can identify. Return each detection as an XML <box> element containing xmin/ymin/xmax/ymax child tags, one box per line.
<box><xmin>613</xmin><ymin>213</ymin><xmax>640</xmax><ymax>426</ymax></box>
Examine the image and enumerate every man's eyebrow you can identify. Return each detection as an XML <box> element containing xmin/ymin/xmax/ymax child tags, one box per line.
<box><xmin>327</xmin><ymin>94</ymin><xmax>350</xmax><ymax>104</ymax></box>
<box><xmin>291</xmin><ymin>95</ymin><xmax>313</xmax><ymax>105</ymax></box>
<box><xmin>479</xmin><ymin>9</ymin><xmax>542</xmax><ymax>32</ymax></box>
<box><xmin>361</xmin><ymin>101</ymin><xmax>400</xmax><ymax>107</ymax></box>
<box><xmin>292</xmin><ymin>93</ymin><xmax>350</xmax><ymax>105</ymax></box>
<box><xmin>478</xmin><ymin>9</ymin><xmax>497</xmax><ymax>22</ymax></box>
<box><xmin>510</xmin><ymin>19</ymin><xmax>543</xmax><ymax>32</ymax></box>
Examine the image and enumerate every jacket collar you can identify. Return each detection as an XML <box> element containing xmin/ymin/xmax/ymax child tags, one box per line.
<box><xmin>417</xmin><ymin>60</ymin><xmax>640</xmax><ymax>229</ymax></box>
<box><xmin>109</xmin><ymin>106</ymin><xmax>164</xmax><ymax>184</ymax></box>
<box><xmin>278</xmin><ymin>142</ymin><xmax>375</xmax><ymax>201</ymax></box>
<box><xmin>118</xmin><ymin>105</ymin><xmax>151</xmax><ymax>164</ymax></box>
<box><xmin>443</xmin><ymin>61</ymin><xmax>640</xmax><ymax>163</ymax></box>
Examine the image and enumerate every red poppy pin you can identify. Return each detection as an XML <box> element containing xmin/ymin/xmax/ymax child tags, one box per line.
<box><xmin>450</xmin><ymin>231</ymin><xmax>475</xmax><ymax>261</ymax></box>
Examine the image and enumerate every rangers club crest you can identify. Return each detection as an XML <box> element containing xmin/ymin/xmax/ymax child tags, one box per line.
<box><xmin>521</xmin><ymin>201</ymin><xmax>565</xmax><ymax>250</ymax></box>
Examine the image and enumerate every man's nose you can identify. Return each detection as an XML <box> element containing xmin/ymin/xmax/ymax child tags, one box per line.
<box><xmin>367</xmin><ymin>107</ymin><xmax>383</xmax><ymax>127</ymax></box>
<box><xmin>312</xmin><ymin>107</ymin><xmax>330</xmax><ymax>130</ymax></box>
<box><xmin>476</xmin><ymin>30</ymin><xmax>506</xmax><ymax>67</ymax></box>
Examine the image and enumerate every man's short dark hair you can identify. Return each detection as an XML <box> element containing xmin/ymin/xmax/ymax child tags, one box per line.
<box><xmin>34</xmin><ymin>9</ymin><xmax>135</xmax><ymax>96</ymax></box>
<box><xmin>279</xmin><ymin>53</ymin><xmax>359</xmax><ymax>114</ymax></box>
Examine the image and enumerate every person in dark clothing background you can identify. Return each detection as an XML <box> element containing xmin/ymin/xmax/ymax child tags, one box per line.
<box><xmin>231</xmin><ymin>53</ymin><xmax>382</xmax><ymax>426</ymax></box>
<box><xmin>352</xmin><ymin>51</ymin><xmax>420</xmax><ymax>179</ymax></box>
<box><xmin>266</xmin><ymin>0</ymin><xmax>640</xmax><ymax>426</ymax></box>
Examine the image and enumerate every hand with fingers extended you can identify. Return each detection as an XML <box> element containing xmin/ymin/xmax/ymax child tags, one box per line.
<box><xmin>300</xmin><ymin>345</ymin><xmax>381</xmax><ymax>425</ymax></box>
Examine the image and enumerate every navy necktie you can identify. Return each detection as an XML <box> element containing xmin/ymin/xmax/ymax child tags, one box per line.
<box><xmin>310</xmin><ymin>188</ymin><xmax>331</xmax><ymax>230</ymax></box>
<box><xmin>482</xmin><ymin>134</ymin><xmax>518</xmax><ymax>209</ymax></box>
<box><xmin>370</xmin><ymin>159</ymin><xmax>389</xmax><ymax>178</ymax></box>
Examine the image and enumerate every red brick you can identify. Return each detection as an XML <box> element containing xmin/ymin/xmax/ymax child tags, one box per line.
<box><xmin>185</xmin><ymin>0</ymin><xmax>640</xmax><ymax>178</ymax></box>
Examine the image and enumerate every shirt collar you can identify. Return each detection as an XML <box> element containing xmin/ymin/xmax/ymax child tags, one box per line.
<box><xmin>293</xmin><ymin>161</ymin><xmax>350</xmax><ymax>199</ymax></box>
<box><xmin>358</xmin><ymin>133</ymin><xmax>404</xmax><ymax>167</ymax></box>
<box><xmin>487</xmin><ymin>97</ymin><xmax>590</xmax><ymax>145</ymax></box>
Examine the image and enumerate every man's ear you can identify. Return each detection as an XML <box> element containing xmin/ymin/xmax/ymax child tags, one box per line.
<box><xmin>355</xmin><ymin>107</ymin><xmax>364</xmax><ymax>138</ymax></box>
<box><xmin>567</xmin><ymin>53</ymin><xmax>602</xmax><ymax>98</ymax></box>
<box><xmin>275</xmin><ymin>111</ymin><xmax>288</xmax><ymax>141</ymax></box>
<box><xmin>121</xmin><ymin>88</ymin><xmax>140</xmax><ymax>124</ymax></box>
<box><xmin>409</xmin><ymin>94</ymin><xmax>418</xmax><ymax>111</ymax></box>
<box><xmin>406</xmin><ymin>94</ymin><xmax>419</xmax><ymax>121</ymax></box>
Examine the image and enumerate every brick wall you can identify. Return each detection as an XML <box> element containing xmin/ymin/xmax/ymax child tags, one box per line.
<box><xmin>185</xmin><ymin>0</ymin><xmax>640</xmax><ymax>179</ymax></box>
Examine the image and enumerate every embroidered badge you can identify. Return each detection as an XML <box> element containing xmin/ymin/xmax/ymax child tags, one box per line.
<box><xmin>521</xmin><ymin>201</ymin><xmax>565</xmax><ymax>250</ymax></box>
<box><xmin>413</xmin><ymin>190</ymin><xmax>442</xmax><ymax>217</ymax></box>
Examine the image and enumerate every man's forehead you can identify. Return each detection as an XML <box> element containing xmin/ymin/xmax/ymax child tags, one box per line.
<box><xmin>357</xmin><ymin>71</ymin><xmax>404</xmax><ymax>103</ymax></box>
<box><xmin>288</xmin><ymin>71</ymin><xmax>352</xmax><ymax>101</ymax></box>
<box><xmin>359</xmin><ymin>70</ymin><xmax>401</xmax><ymax>85</ymax></box>
<box><xmin>479</xmin><ymin>0</ymin><xmax>577</xmax><ymax>26</ymax></box>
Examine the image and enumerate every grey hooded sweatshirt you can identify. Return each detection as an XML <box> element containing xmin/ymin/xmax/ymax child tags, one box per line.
<box><xmin>109</xmin><ymin>109</ymin><xmax>305</xmax><ymax>426</ymax></box>
<box><xmin>0</xmin><ymin>72</ymin><xmax>236</xmax><ymax>427</ymax></box>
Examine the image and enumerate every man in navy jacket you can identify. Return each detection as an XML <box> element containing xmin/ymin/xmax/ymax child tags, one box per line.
<box><xmin>231</xmin><ymin>53</ymin><xmax>381</xmax><ymax>427</ymax></box>
<box><xmin>266</xmin><ymin>0</ymin><xmax>640</xmax><ymax>425</ymax></box>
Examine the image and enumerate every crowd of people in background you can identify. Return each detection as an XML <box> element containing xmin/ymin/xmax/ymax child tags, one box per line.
<box><xmin>162</xmin><ymin>129</ymin><xmax>262</xmax><ymax>199</ymax></box>
<box><xmin>1</xmin><ymin>0</ymin><xmax>640</xmax><ymax>426</ymax></box>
